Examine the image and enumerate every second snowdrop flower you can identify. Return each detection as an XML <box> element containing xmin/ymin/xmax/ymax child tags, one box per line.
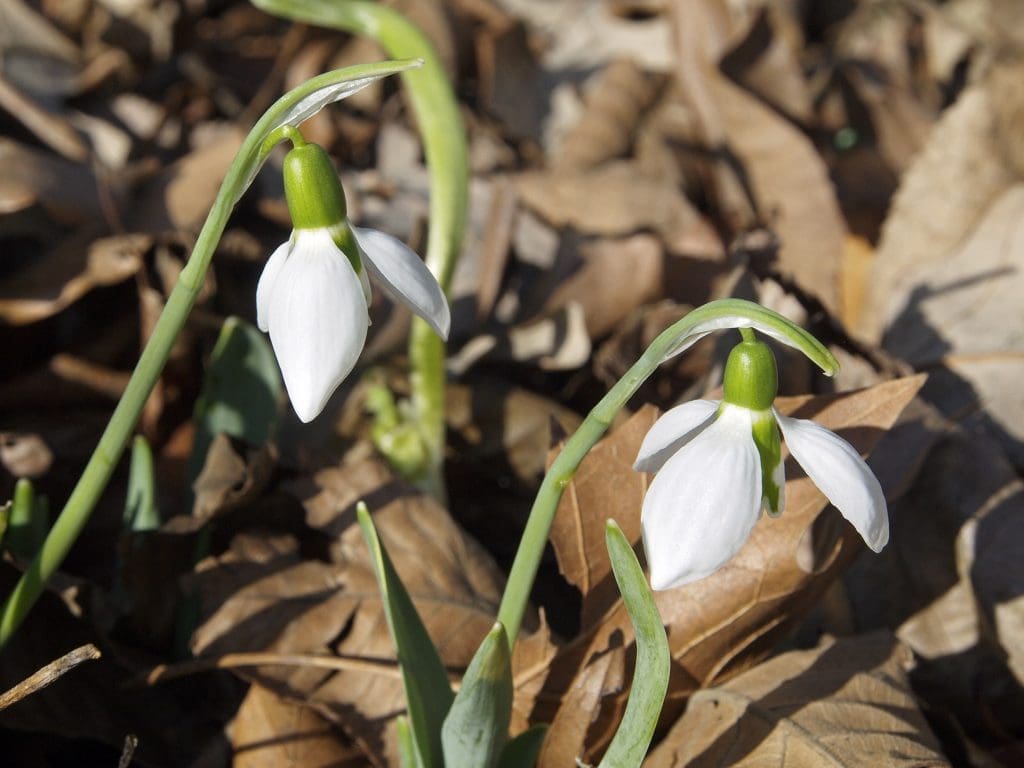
<box><xmin>635</xmin><ymin>331</ymin><xmax>888</xmax><ymax>590</ymax></box>
<box><xmin>257</xmin><ymin>137</ymin><xmax>450</xmax><ymax>422</ymax></box>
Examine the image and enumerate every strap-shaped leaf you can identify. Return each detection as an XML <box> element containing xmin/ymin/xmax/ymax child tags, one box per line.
<box><xmin>7</xmin><ymin>479</ymin><xmax>48</xmax><ymax>559</ymax></box>
<box><xmin>441</xmin><ymin>622</ymin><xmax>512</xmax><ymax>767</ymax></box>
<box><xmin>357</xmin><ymin>503</ymin><xmax>453</xmax><ymax>767</ymax></box>
<box><xmin>497</xmin><ymin>724</ymin><xmax>548</xmax><ymax>768</ymax></box>
<box><xmin>125</xmin><ymin>435</ymin><xmax>160</xmax><ymax>531</ymax></box>
<box><xmin>396</xmin><ymin>716</ymin><xmax>425</xmax><ymax>768</ymax></box>
<box><xmin>598</xmin><ymin>520</ymin><xmax>670</xmax><ymax>768</ymax></box>
<box><xmin>186</xmin><ymin>317</ymin><xmax>282</xmax><ymax>490</ymax></box>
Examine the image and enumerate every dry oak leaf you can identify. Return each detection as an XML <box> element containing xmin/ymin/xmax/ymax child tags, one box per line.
<box><xmin>192</xmin><ymin>458</ymin><xmax>507</xmax><ymax>767</ymax></box>
<box><xmin>230</xmin><ymin>683</ymin><xmax>366</xmax><ymax>768</ymax></box>
<box><xmin>535</xmin><ymin>375</ymin><xmax>924</xmax><ymax>765</ymax></box>
<box><xmin>646</xmin><ymin>632</ymin><xmax>949</xmax><ymax>767</ymax></box>
<box><xmin>859</xmin><ymin>56</ymin><xmax>1024</xmax><ymax>466</ymax></box>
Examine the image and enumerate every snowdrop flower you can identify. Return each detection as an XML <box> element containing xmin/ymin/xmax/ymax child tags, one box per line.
<box><xmin>635</xmin><ymin>332</ymin><xmax>888</xmax><ymax>590</ymax></box>
<box><xmin>257</xmin><ymin>140</ymin><xmax>449</xmax><ymax>422</ymax></box>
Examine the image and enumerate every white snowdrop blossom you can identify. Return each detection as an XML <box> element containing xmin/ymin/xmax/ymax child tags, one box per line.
<box><xmin>257</xmin><ymin>141</ymin><xmax>449</xmax><ymax>422</ymax></box>
<box><xmin>635</xmin><ymin>335</ymin><xmax>888</xmax><ymax>590</ymax></box>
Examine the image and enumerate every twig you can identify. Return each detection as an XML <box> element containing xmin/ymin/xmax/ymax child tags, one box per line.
<box><xmin>0</xmin><ymin>643</ymin><xmax>101</xmax><ymax>710</ymax></box>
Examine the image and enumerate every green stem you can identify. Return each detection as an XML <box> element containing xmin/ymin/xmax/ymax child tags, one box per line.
<box><xmin>0</xmin><ymin>60</ymin><xmax>418</xmax><ymax>648</ymax></box>
<box><xmin>252</xmin><ymin>0</ymin><xmax>469</xmax><ymax>495</ymax></box>
<box><xmin>495</xmin><ymin>298</ymin><xmax>837</xmax><ymax>647</ymax></box>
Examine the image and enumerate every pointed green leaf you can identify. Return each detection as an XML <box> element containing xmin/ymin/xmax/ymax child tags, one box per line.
<box><xmin>598</xmin><ymin>520</ymin><xmax>670</xmax><ymax>768</ymax></box>
<box><xmin>442</xmin><ymin>622</ymin><xmax>512</xmax><ymax>767</ymax></box>
<box><xmin>397</xmin><ymin>716</ymin><xmax>425</xmax><ymax>768</ymax></box>
<box><xmin>187</xmin><ymin>317</ymin><xmax>282</xmax><ymax>489</ymax></box>
<box><xmin>6</xmin><ymin>478</ymin><xmax>48</xmax><ymax>560</ymax></box>
<box><xmin>357</xmin><ymin>503</ymin><xmax>453</xmax><ymax>767</ymax></box>
<box><xmin>498</xmin><ymin>724</ymin><xmax>548</xmax><ymax>768</ymax></box>
<box><xmin>0</xmin><ymin>500</ymin><xmax>10</xmax><ymax>549</ymax></box>
<box><xmin>125</xmin><ymin>435</ymin><xmax>160</xmax><ymax>531</ymax></box>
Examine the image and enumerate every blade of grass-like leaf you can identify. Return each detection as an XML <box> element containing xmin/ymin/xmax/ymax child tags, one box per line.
<box><xmin>497</xmin><ymin>724</ymin><xmax>548</xmax><ymax>768</ymax></box>
<box><xmin>441</xmin><ymin>622</ymin><xmax>512</xmax><ymax>767</ymax></box>
<box><xmin>357</xmin><ymin>502</ymin><xmax>453</xmax><ymax>768</ymax></box>
<box><xmin>125</xmin><ymin>436</ymin><xmax>160</xmax><ymax>531</ymax></box>
<box><xmin>7</xmin><ymin>479</ymin><xmax>48</xmax><ymax>560</ymax></box>
<box><xmin>598</xmin><ymin>520</ymin><xmax>669</xmax><ymax>768</ymax></box>
<box><xmin>397</xmin><ymin>716</ymin><xmax>425</xmax><ymax>768</ymax></box>
<box><xmin>186</xmin><ymin>317</ymin><xmax>282</xmax><ymax>491</ymax></box>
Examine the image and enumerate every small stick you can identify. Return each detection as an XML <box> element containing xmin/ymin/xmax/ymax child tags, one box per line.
<box><xmin>0</xmin><ymin>643</ymin><xmax>101</xmax><ymax>710</ymax></box>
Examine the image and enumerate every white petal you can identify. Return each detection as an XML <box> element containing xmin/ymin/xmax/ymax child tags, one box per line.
<box><xmin>775</xmin><ymin>411</ymin><xmax>889</xmax><ymax>552</ymax></box>
<box><xmin>266</xmin><ymin>229</ymin><xmax>369</xmax><ymax>422</ymax></box>
<box><xmin>353</xmin><ymin>226</ymin><xmax>451</xmax><ymax>339</ymax></box>
<box><xmin>634</xmin><ymin>399</ymin><xmax>720</xmax><ymax>473</ymax></box>
<box><xmin>256</xmin><ymin>240</ymin><xmax>291</xmax><ymax>332</ymax></box>
<box><xmin>641</xmin><ymin>405</ymin><xmax>762</xmax><ymax>589</ymax></box>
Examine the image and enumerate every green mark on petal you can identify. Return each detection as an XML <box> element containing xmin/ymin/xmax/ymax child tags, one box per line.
<box><xmin>751</xmin><ymin>411</ymin><xmax>783</xmax><ymax>515</ymax></box>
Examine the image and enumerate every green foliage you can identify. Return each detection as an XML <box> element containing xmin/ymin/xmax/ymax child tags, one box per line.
<box><xmin>357</xmin><ymin>503</ymin><xmax>454</xmax><ymax>767</ymax></box>
<box><xmin>187</xmin><ymin>317</ymin><xmax>282</xmax><ymax>488</ymax></box>
<box><xmin>125</xmin><ymin>435</ymin><xmax>160</xmax><ymax>531</ymax></box>
<box><xmin>597</xmin><ymin>520</ymin><xmax>670</xmax><ymax>768</ymax></box>
<box><xmin>441</xmin><ymin>622</ymin><xmax>513</xmax><ymax>767</ymax></box>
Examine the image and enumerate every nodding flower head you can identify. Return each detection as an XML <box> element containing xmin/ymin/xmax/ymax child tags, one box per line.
<box><xmin>635</xmin><ymin>335</ymin><xmax>888</xmax><ymax>590</ymax></box>
<box><xmin>256</xmin><ymin>141</ymin><xmax>450</xmax><ymax>422</ymax></box>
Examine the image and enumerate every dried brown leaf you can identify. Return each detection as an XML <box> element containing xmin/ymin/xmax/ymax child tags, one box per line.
<box><xmin>230</xmin><ymin>684</ymin><xmax>365</xmax><ymax>768</ymax></box>
<box><xmin>0</xmin><ymin>234</ymin><xmax>148</xmax><ymax>325</ymax></box>
<box><xmin>550</xmin><ymin>405</ymin><xmax>657</xmax><ymax>628</ymax></box>
<box><xmin>647</xmin><ymin>632</ymin><xmax>948</xmax><ymax>767</ymax></box>
<box><xmin>192</xmin><ymin>458</ymin><xmax>506</xmax><ymax>766</ymax></box>
<box><xmin>861</xmin><ymin>54</ymin><xmax>1024</xmax><ymax>468</ymax></box>
<box><xmin>515</xmin><ymin>161</ymin><xmax>706</xmax><ymax>245</ymax></box>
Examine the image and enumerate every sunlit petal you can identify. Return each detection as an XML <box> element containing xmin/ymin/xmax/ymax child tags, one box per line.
<box><xmin>256</xmin><ymin>240</ymin><xmax>290</xmax><ymax>332</ymax></box>
<box><xmin>267</xmin><ymin>229</ymin><xmax>369</xmax><ymax>422</ymax></box>
<box><xmin>642</xmin><ymin>405</ymin><xmax>762</xmax><ymax>589</ymax></box>
<box><xmin>775</xmin><ymin>411</ymin><xmax>888</xmax><ymax>551</ymax></box>
<box><xmin>634</xmin><ymin>399</ymin><xmax>719</xmax><ymax>473</ymax></box>
<box><xmin>354</xmin><ymin>226</ymin><xmax>450</xmax><ymax>339</ymax></box>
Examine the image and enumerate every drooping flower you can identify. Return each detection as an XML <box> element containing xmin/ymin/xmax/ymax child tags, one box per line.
<box><xmin>257</xmin><ymin>141</ymin><xmax>449</xmax><ymax>422</ymax></box>
<box><xmin>635</xmin><ymin>333</ymin><xmax>888</xmax><ymax>590</ymax></box>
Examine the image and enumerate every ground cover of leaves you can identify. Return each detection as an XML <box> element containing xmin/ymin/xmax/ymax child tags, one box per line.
<box><xmin>1</xmin><ymin>0</ymin><xmax>1023</xmax><ymax>765</ymax></box>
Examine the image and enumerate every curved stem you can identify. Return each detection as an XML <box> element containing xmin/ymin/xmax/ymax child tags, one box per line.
<box><xmin>252</xmin><ymin>0</ymin><xmax>469</xmax><ymax>494</ymax></box>
<box><xmin>495</xmin><ymin>298</ymin><xmax>837</xmax><ymax>647</ymax></box>
<box><xmin>0</xmin><ymin>60</ymin><xmax>418</xmax><ymax>648</ymax></box>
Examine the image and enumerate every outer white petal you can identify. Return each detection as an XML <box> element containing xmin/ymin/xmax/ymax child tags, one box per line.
<box><xmin>353</xmin><ymin>226</ymin><xmax>451</xmax><ymax>339</ymax></box>
<box><xmin>256</xmin><ymin>240</ymin><xmax>291</xmax><ymax>332</ymax></box>
<box><xmin>634</xmin><ymin>399</ymin><xmax>720</xmax><ymax>473</ymax></box>
<box><xmin>775</xmin><ymin>411</ymin><xmax>889</xmax><ymax>552</ymax></box>
<box><xmin>642</xmin><ymin>405</ymin><xmax>762</xmax><ymax>589</ymax></box>
<box><xmin>266</xmin><ymin>229</ymin><xmax>369</xmax><ymax>422</ymax></box>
